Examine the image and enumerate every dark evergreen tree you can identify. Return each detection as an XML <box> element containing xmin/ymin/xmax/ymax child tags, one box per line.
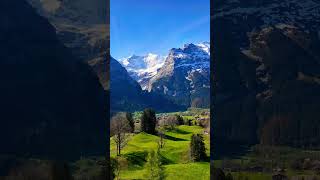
<box><xmin>190</xmin><ymin>134</ymin><xmax>207</xmax><ymax>161</ymax></box>
<box><xmin>176</xmin><ymin>115</ymin><xmax>184</xmax><ymax>125</ymax></box>
<box><xmin>141</xmin><ymin>108</ymin><xmax>157</xmax><ymax>135</ymax></box>
<box><xmin>126</xmin><ymin>112</ymin><xmax>135</xmax><ymax>133</ymax></box>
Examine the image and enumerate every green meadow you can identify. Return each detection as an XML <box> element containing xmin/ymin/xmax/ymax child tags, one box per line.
<box><xmin>111</xmin><ymin>123</ymin><xmax>210</xmax><ymax>180</ymax></box>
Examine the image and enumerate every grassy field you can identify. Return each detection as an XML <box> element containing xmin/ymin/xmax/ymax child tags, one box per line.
<box><xmin>111</xmin><ymin>125</ymin><xmax>210</xmax><ymax>180</ymax></box>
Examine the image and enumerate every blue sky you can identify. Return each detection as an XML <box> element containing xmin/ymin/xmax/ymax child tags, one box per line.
<box><xmin>111</xmin><ymin>0</ymin><xmax>210</xmax><ymax>60</ymax></box>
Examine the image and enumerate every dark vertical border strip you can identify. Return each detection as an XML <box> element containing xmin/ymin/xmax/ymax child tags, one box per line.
<box><xmin>106</xmin><ymin>0</ymin><xmax>111</xmax><ymax>179</ymax></box>
<box><xmin>210</xmin><ymin>0</ymin><xmax>214</xmax><ymax>179</ymax></box>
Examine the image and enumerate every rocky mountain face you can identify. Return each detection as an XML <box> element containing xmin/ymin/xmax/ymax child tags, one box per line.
<box><xmin>110</xmin><ymin>57</ymin><xmax>183</xmax><ymax>113</ymax></box>
<box><xmin>26</xmin><ymin>0</ymin><xmax>109</xmax><ymax>90</ymax></box>
<box><xmin>212</xmin><ymin>0</ymin><xmax>320</xmax><ymax>147</ymax></box>
<box><xmin>0</xmin><ymin>0</ymin><xmax>107</xmax><ymax>160</ymax></box>
<box><xmin>120</xmin><ymin>54</ymin><xmax>165</xmax><ymax>90</ymax></box>
<box><xmin>148</xmin><ymin>43</ymin><xmax>210</xmax><ymax>108</ymax></box>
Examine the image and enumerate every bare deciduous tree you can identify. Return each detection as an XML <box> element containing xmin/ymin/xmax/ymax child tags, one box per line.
<box><xmin>111</xmin><ymin>113</ymin><xmax>130</xmax><ymax>156</ymax></box>
<box><xmin>158</xmin><ymin>129</ymin><xmax>165</xmax><ymax>149</ymax></box>
<box><xmin>159</xmin><ymin>115</ymin><xmax>178</xmax><ymax>130</ymax></box>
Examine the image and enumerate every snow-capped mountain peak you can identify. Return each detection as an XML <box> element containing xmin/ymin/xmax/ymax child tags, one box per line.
<box><xmin>121</xmin><ymin>54</ymin><xmax>164</xmax><ymax>71</ymax></box>
<box><xmin>144</xmin><ymin>53</ymin><xmax>163</xmax><ymax>68</ymax></box>
<box><xmin>119</xmin><ymin>53</ymin><xmax>165</xmax><ymax>90</ymax></box>
<box><xmin>170</xmin><ymin>42</ymin><xmax>210</xmax><ymax>60</ymax></box>
<box><xmin>121</xmin><ymin>55</ymin><xmax>147</xmax><ymax>70</ymax></box>
<box><xmin>197</xmin><ymin>42</ymin><xmax>210</xmax><ymax>55</ymax></box>
<box><xmin>119</xmin><ymin>42</ymin><xmax>210</xmax><ymax>91</ymax></box>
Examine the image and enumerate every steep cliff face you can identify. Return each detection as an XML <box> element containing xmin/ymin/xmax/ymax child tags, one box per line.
<box><xmin>0</xmin><ymin>0</ymin><xmax>107</xmax><ymax>160</ymax></box>
<box><xmin>212</xmin><ymin>9</ymin><xmax>320</xmax><ymax>147</ymax></box>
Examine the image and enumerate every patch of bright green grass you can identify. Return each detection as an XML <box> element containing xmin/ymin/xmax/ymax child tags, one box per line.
<box><xmin>119</xmin><ymin>163</ymin><xmax>210</xmax><ymax>180</ymax></box>
<box><xmin>165</xmin><ymin>162</ymin><xmax>210</xmax><ymax>180</ymax></box>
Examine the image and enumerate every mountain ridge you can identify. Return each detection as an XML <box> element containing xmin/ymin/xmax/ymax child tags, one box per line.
<box><xmin>147</xmin><ymin>42</ymin><xmax>211</xmax><ymax>108</ymax></box>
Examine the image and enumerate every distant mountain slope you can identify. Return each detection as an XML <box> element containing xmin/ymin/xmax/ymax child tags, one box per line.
<box><xmin>148</xmin><ymin>43</ymin><xmax>210</xmax><ymax>108</ymax></box>
<box><xmin>212</xmin><ymin>0</ymin><xmax>320</xmax><ymax>146</ymax></box>
<box><xmin>0</xmin><ymin>0</ymin><xmax>107</xmax><ymax>160</ymax></box>
<box><xmin>110</xmin><ymin>57</ymin><xmax>144</xmax><ymax>111</ymax></box>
